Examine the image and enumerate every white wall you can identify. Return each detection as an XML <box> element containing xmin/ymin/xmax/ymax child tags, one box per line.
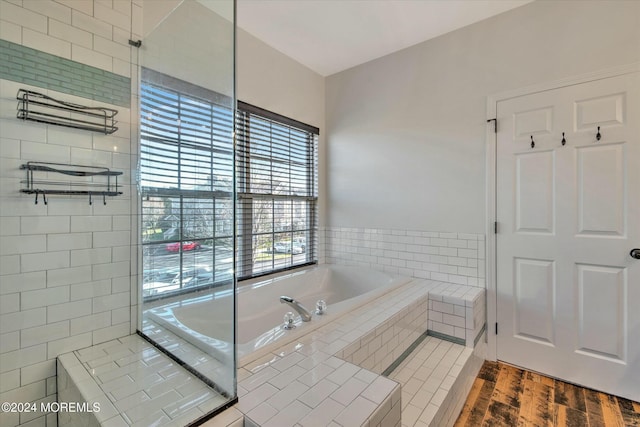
<box><xmin>237</xmin><ymin>29</ymin><xmax>324</xmax><ymax>131</ymax></box>
<box><xmin>142</xmin><ymin>0</ymin><xmax>234</xmax><ymax>97</ymax></box>
<box><xmin>0</xmin><ymin>1</ymin><xmax>140</xmax><ymax>427</ymax></box>
<box><xmin>325</xmin><ymin>0</ymin><xmax>640</xmax><ymax>233</ymax></box>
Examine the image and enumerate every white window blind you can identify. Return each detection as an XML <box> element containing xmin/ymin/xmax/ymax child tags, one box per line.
<box><xmin>140</xmin><ymin>70</ymin><xmax>234</xmax><ymax>299</ymax></box>
<box><xmin>236</xmin><ymin>102</ymin><xmax>319</xmax><ymax>279</ymax></box>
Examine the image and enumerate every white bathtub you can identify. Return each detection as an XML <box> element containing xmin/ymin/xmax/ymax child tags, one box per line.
<box><xmin>145</xmin><ymin>265</ymin><xmax>411</xmax><ymax>365</ymax></box>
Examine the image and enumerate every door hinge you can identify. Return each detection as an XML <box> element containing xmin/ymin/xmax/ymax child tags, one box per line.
<box><xmin>494</xmin><ymin>221</ymin><xmax>498</xmax><ymax>234</ymax></box>
<box><xmin>495</xmin><ymin>322</ymin><xmax>498</xmax><ymax>335</ymax></box>
<box><xmin>487</xmin><ymin>118</ymin><xmax>497</xmax><ymax>133</ymax></box>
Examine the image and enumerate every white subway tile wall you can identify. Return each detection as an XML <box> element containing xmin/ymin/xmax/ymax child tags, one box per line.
<box><xmin>324</xmin><ymin>227</ymin><xmax>486</xmax><ymax>287</ymax></box>
<box><xmin>0</xmin><ymin>1</ymin><xmax>141</xmax><ymax>426</ymax></box>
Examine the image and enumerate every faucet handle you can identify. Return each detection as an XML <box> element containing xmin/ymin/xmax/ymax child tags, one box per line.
<box><xmin>283</xmin><ymin>312</ymin><xmax>296</xmax><ymax>330</ymax></box>
<box><xmin>315</xmin><ymin>300</ymin><xmax>327</xmax><ymax>315</ymax></box>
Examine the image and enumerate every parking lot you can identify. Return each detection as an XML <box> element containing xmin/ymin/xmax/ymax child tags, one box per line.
<box><xmin>142</xmin><ymin>244</ymin><xmax>307</xmax><ymax>297</ymax></box>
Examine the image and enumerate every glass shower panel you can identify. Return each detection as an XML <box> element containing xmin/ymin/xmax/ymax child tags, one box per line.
<box><xmin>137</xmin><ymin>0</ymin><xmax>236</xmax><ymax>418</ymax></box>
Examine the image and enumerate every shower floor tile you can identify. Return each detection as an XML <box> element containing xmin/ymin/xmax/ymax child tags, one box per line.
<box><xmin>387</xmin><ymin>336</ymin><xmax>472</xmax><ymax>427</ymax></box>
<box><xmin>66</xmin><ymin>334</ymin><xmax>230</xmax><ymax>426</ymax></box>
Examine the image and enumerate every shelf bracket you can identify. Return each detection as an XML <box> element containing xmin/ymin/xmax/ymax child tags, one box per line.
<box><xmin>34</xmin><ymin>191</ymin><xmax>48</xmax><ymax>205</ymax></box>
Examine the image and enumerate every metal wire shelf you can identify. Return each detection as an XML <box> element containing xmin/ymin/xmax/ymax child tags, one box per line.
<box><xmin>20</xmin><ymin>162</ymin><xmax>123</xmax><ymax>205</ymax></box>
<box><xmin>16</xmin><ymin>89</ymin><xmax>118</xmax><ymax>134</ymax></box>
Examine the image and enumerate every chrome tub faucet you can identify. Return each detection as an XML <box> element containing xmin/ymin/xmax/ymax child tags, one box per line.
<box><xmin>280</xmin><ymin>296</ymin><xmax>312</xmax><ymax>322</ymax></box>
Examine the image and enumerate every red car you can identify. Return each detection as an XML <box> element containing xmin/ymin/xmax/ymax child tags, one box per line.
<box><xmin>165</xmin><ymin>241</ymin><xmax>201</xmax><ymax>252</ymax></box>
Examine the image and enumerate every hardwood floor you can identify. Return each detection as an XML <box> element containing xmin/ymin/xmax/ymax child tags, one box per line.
<box><xmin>454</xmin><ymin>361</ymin><xmax>640</xmax><ymax>427</ymax></box>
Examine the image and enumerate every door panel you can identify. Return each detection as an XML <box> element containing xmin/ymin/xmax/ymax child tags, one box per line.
<box><xmin>576</xmin><ymin>264</ymin><xmax>626</xmax><ymax>361</ymax></box>
<box><xmin>514</xmin><ymin>106</ymin><xmax>554</xmax><ymax>138</ymax></box>
<box><xmin>515</xmin><ymin>151</ymin><xmax>555</xmax><ymax>233</ymax></box>
<box><xmin>496</xmin><ymin>72</ymin><xmax>640</xmax><ymax>401</ymax></box>
<box><xmin>514</xmin><ymin>258</ymin><xmax>555</xmax><ymax>345</ymax></box>
<box><xmin>574</xmin><ymin>93</ymin><xmax>625</xmax><ymax>130</ymax></box>
<box><xmin>576</xmin><ymin>143</ymin><xmax>626</xmax><ymax>236</ymax></box>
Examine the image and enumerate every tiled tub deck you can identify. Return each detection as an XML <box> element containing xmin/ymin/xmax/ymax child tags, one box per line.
<box><xmin>57</xmin><ymin>279</ymin><xmax>485</xmax><ymax>427</ymax></box>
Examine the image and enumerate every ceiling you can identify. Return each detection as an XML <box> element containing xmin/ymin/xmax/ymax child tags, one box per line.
<box><xmin>237</xmin><ymin>0</ymin><xmax>533</xmax><ymax>76</ymax></box>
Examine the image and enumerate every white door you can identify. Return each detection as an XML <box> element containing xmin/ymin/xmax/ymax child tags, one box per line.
<box><xmin>496</xmin><ymin>72</ymin><xmax>640</xmax><ymax>401</ymax></box>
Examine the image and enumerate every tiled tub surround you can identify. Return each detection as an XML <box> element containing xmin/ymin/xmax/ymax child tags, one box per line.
<box><xmin>324</xmin><ymin>228</ymin><xmax>486</xmax><ymax>288</ymax></box>
<box><xmin>236</xmin><ymin>278</ymin><xmax>486</xmax><ymax>427</ymax></box>
<box><xmin>236</xmin><ymin>280</ymin><xmax>428</xmax><ymax>427</ymax></box>
<box><xmin>143</xmin><ymin>265</ymin><xmax>411</xmax><ymax>369</ymax></box>
<box><xmin>55</xmin><ymin>280</ymin><xmax>418</xmax><ymax>427</ymax></box>
<box><xmin>55</xmin><ymin>277</ymin><xmax>485</xmax><ymax>426</ymax></box>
